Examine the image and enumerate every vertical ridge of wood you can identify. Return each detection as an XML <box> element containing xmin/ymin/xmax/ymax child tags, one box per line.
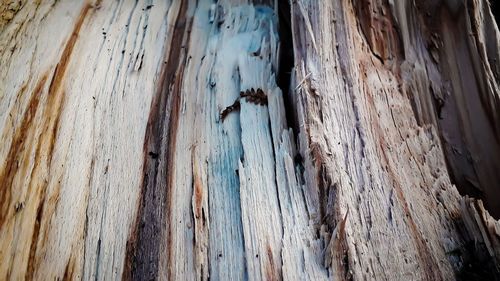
<box><xmin>122</xmin><ymin>1</ymin><xmax>189</xmax><ymax>280</ymax></box>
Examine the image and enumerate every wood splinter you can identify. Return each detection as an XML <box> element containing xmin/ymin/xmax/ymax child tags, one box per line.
<box><xmin>220</xmin><ymin>99</ymin><xmax>241</xmax><ymax>121</ymax></box>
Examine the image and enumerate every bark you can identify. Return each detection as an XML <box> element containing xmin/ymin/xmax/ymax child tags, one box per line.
<box><xmin>0</xmin><ymin>0</ymin><xmax>499</xmax><ymax>280</ymax></box>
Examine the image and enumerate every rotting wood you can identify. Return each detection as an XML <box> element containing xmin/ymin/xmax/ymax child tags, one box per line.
<box><xmin>0</xmin><ymin>0</ymin><xmax>499</xmax><ymax>280</ymax></box>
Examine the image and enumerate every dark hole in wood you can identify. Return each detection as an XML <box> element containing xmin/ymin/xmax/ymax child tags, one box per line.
<box><xmin>277</xmin><ymin>0</ymin><xmax>298</xmax><ymax>135</ymax></box>
<box><xmin>491</xmin><ymin>1</ymin><xmax>499</xmax><ymax>26</ymax></box>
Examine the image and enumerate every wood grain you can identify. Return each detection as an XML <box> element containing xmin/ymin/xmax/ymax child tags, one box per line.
<box><xmin>0</xmin><ymin>0</ymin><xmax>499</xmax><ymax>280</ymax></box>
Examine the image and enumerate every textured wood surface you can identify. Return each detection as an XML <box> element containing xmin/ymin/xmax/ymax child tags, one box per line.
<box><xmin>0</xmin><ymin>0</ymin><xmax>499</xmax><ymax>280</ymax></box>
<box><xmin>289</xmin><ymin>0</ymin><xmax>500</xmax><ymax>279</ymax></box>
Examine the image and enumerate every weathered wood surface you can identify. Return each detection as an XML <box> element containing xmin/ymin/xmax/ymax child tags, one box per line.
<box><xmin>0</xmin><ymin>0</ymin><xmax>499</xmax><ymax>280</ymax></box>
<box><xmin>289</xmin><ymin>0</ymin><xmax>500</xmax><ymax>280</ymax></box>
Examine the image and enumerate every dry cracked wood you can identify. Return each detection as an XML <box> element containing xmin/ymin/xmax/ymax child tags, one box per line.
<box><xmin>0</xmin><ymin>0</ymin><xmax>499</xmax><ymax>280</ymax></box>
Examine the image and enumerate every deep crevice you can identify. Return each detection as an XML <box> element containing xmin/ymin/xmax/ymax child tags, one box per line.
<box><xmin>277</xmin><ymin>0</ymin><xmax>297</xmax><ymax>134</ymax></box>
<box><xmin>491</xmin><ymin>1</ymin><xmax>499</xmax><ymax>26</ymax></box>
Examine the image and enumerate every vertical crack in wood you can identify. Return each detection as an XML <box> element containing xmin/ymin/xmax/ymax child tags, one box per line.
<box><xmin>277</xmin><ymin>0</ymin><xmax>297</xmax><ymax>134</ymax></box>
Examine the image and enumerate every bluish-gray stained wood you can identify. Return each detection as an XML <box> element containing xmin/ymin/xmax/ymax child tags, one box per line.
<box><xmin>0</xmin><ymin>0</ymin><xmax>499</xmax><ymax>280</ymax></box>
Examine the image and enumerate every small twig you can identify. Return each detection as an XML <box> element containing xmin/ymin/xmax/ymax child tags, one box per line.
<box><xmin>220</xmin><ymin>99</ymin><xmax>241</xmax><ymax>122</ymax></box>
<box><xmin>220</xmin><ymin>88</ymin><xmax>268</xmax><ymax>122</ymax></box>
<box><xmin>294</xmin><ymin>72</ymin><xmax>312</xmax><ymax>91</ymax></box>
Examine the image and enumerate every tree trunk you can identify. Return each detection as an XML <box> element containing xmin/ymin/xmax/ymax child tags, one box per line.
<box><xmin>1</xmin><ymin>0</ymin><xmax>499</xmax><ymax>280</ymax></box>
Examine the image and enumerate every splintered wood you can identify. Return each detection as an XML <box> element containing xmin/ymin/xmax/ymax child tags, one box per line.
<box><xmin>0</xmin><ymin>0</ymin><xmax>499</xmax><ymax>280</ymax></box>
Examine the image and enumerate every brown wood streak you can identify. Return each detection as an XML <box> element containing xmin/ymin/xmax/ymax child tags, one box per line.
<box><xmin>24</xmin><ymin>195</ymin><xmax>45</xmax><ymax>281</ymax></box>
<box><xmin>62</xmin><ymin>256</ymin><xmax>75</xmax><ymax>281</ymax></box>
<box><xmin>0</xmin><ymin>74</ymin><xmax>47</xmax><ymax>229</ymax></box>
<box><xmin>17</xmin><ymin>3</ymin><xmax>91</xmax><ymax>280</ymax></box>
<box><xmin>193</xmin><ymin>157</ymin><xmax>203</xmax><ymax>220</ymax></box>
<box><xmin>191</xmin><ymin>144</ymin><xmax>208</xmax><ymax>279</ymax></box>
<box><xmin>122</xmin><ymin>1</ymin><xmax>190</xmax><ymax>280</ymax></box>
<box><xmin>265</xmin><ymin>244</ymin><xmax>279</xmax><ymax>281</ymax></box>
